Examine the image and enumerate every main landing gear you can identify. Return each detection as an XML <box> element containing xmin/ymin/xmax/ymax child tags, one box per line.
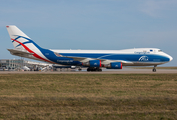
<box><xmin>87</xmin><ymin>67</ymin><xmax>102</xmax><ymax>72</ymax></box>
<box><xmin>152</xmin><ymin>65</ymin><xmax>157</xmax><ymax>72</ymax></box>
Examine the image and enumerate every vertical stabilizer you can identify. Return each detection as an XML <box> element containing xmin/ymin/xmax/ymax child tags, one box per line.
<box><xmin>6</xmin><ymin>25</ymin><xmax>53</xmax><ymax>63</ymax></box>
<box><xmin>6</xmin><ymin>25</ymin><xmax>31</xmax><ymax>50</ymax></box>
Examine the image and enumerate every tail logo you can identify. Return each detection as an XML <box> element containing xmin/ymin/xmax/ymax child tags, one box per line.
<box><xmin>12</xmin><ymin>35</ymin><xmax>37</xmax><ymax>48</ymax></box>
<box><xmin>11</xmin><ymin>35</ymin><xmax>53</xmax><ymax>63</ymax></box>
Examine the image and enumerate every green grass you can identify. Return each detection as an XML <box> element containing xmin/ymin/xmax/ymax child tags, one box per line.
<box><xmin>0</xmin><ymin>74</ymin><xmax>177</xmax><ymax>119</ymax></box>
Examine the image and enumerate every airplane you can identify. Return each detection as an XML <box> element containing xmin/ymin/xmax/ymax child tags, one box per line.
<box><xmin>6</xmin><ymin>25</ymin><xmax>173</xmax><ymax>72</ymax></box>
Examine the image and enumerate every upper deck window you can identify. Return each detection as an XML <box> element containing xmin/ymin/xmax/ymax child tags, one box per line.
<box><xmin>158</xmin><ymin>50</ymin><xmax>162</xmax><ymax>52</ymax></box>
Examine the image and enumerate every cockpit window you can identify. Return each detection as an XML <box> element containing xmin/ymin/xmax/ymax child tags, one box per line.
<box><xmin>158</xmin><ymin>50</ymin><xmax>162</xmax><ymax>52</ymax></box>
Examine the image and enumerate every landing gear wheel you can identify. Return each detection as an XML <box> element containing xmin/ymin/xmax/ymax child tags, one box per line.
<box><xmin>152</xmin><ymin>65</ymin><xmax>157</xmax><ymax>72</ymax></box>
<box><xmin>87</xmin><ymin>67</ymin><xmax>102</xmax><ymax>72</ymax></box>
<box><xmin>152</xmin><ymin>68</ymin><xmax>156</xmax><ymax>72</ymax></box>
<box><xmin>87</xmin><ymin>68</ymin><xmax>91</xmax><ymax>72</ymax></box>
<box><xmin>95</xmin><ymin>68</ymin><xmax>101</xmax><ymax>72</ymax></box>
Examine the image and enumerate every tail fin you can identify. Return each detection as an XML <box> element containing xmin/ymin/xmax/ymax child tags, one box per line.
<box><xmin>6</xmin><ymin>25</ymin><xmax>41</xmax><ymax>51</ymax></box>
<box><xmin>6</xmin><ymin>26</ymin><xmax>54</xmax><ymax>63</ymax></box>
<box><xmin>6</xmin><ymin>25</ymin><xmax>31</xmax><ymax>50</ymax></box>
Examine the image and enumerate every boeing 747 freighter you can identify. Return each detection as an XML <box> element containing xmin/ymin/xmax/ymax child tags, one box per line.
<box><xmin>6</xmin><ymin>26</ymin><xmax>173</xmax><ymax>72</ymax></box>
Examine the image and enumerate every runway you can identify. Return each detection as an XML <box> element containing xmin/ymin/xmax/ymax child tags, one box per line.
<box><xmin>0</xmin><ymin>68</ymin><xmax>177</xmax><ymax>74</ymax></box>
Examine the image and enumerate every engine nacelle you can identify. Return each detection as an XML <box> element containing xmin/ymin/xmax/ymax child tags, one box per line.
<box><xmin>106</xmin><ymin>62</ymin><xmax>122</xmax><ymax>69</ymax></box>
<box><xmin>82</xmin><ymin>60</ymin><xmax>101</xmax><ymax>67</ymax></box>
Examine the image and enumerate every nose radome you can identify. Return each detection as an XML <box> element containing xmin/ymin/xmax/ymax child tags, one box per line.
<box><xmin>169</xmin><ymin>56</ymin><xmax>173</xmax><ymax>61</ymax></box>
<box><xmin>163</xmin><ymin>52</ymin><xmax>173</xmax><ymax>62</ymax></box>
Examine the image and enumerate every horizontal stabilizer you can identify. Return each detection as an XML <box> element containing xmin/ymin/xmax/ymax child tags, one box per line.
<box><xmin>7</xmin><ymin>49</ymin><xmax>33</xmax><ymax>57</ymax></box>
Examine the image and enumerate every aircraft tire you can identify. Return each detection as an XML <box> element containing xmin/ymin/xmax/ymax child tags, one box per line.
<box><xmin>152</xmin><ymin>68</ymin><xmax>156</xmax><ymax>72</ymax></box>
<box><xmin>87</xmin><ymin>68</ymin><xmax>91</xmax><ymax>72</ymax></box>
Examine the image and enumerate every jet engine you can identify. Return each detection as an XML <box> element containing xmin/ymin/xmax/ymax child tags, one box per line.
<box><xmin>82</xmin><ymin>60</ymin><xmax>101</xmax><ymax>67</ymax></box>
<box><xmin>105</xmin><ymin>62</ymin><xmax>122</xmax><ymax>69</ymax></box>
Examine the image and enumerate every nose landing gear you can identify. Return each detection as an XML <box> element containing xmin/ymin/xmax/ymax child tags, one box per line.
<box><xmin>152</xmin><ymin>65</ymin><xmax>157</xmax><ymax>72</ymax></box>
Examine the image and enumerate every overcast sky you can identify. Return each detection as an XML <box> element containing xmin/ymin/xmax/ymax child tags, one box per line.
<box><xmin>0</xmin><ymin>0</ymin><xmax>177</xmax><ymax>66</ymax></box>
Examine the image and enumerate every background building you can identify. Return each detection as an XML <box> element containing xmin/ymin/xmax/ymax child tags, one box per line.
<box><xmin>0</xmin><ymin>59</ymin><xmax>24</xmax><ymax>69</ymax></box>
<box><xmin>0</xmin><ymin>59</ymin><xmax>52</xmax><ymax>70</ymax></box>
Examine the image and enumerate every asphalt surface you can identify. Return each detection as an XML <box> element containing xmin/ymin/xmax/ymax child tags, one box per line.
<box><xmin>0</xmin><ymin>68</ymin><xmax>177</xmax><ymax>74</ymax></box>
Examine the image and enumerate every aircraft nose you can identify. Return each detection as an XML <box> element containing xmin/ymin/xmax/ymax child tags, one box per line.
<box><xmin>169</xmin><ymin>56</ymin><xmax>173</xmax><ymax>61</ymax></box>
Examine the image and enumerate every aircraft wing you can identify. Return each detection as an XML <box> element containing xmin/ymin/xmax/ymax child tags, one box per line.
<box><xmin>64</xmin><ymin>56</ymin><xmax>88</xmax><ymax>62</ymax></box>
<box><xmin>64</xmin><ymin>56</ymin><xmax>133</xmax><ymax>65</ymax></box>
